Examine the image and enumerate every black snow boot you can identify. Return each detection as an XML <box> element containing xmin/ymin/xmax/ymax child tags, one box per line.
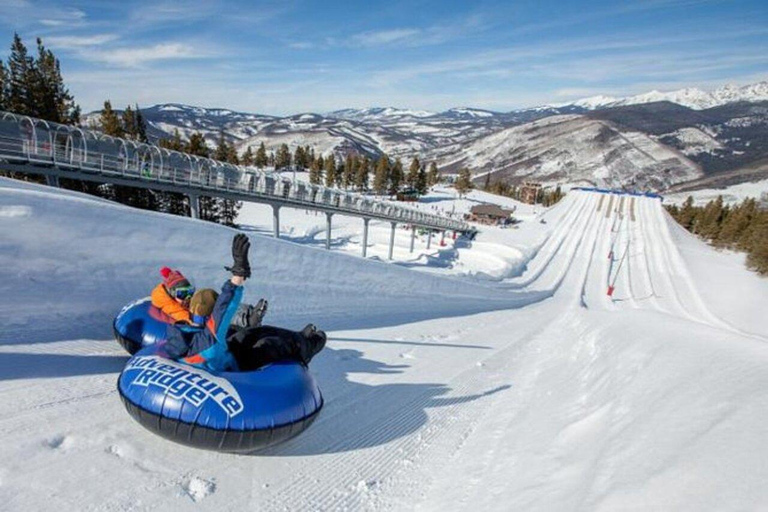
<box><xmin>247</xmin><ymin>299</ymin><xmax>268</xmax><ymax>328</ymax></box>
<box><xmin>298</xmin><ymin>327</ymin><xmax>326</xmax><ymax>365</ymax></box>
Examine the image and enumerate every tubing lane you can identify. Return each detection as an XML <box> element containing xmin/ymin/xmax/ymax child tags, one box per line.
<box><xmin>502</xmin><ymin>193</ymin><xmax>591</xmax><ymax>290</ymax></box>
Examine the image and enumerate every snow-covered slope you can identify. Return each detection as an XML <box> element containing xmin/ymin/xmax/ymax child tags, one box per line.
<box><xmin>431</xmin><ymin>114</ymin><xmax>702</xmax><ymax>190</ymax></box>
<box><xmin>560</xmin><ymin>81</ymin><xmax>768</xmax><ymax>111</ymax></box>
<box><xmin>2</xmin><ymin>177</ymin><xmax>767</xmax><ymax>510</ymax></box>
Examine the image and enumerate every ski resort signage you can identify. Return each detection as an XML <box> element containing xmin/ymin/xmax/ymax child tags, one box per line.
<box><xmin>124</xmin><ymin>355</ymin><xmax>244</xmax><ymax>417</ymax></box>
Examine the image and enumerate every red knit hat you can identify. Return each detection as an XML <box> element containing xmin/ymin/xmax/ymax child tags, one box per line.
<box><xmin>160</xmin><ymin>267</ymin><xmax>192</xmax><ymax>296</ymax></box>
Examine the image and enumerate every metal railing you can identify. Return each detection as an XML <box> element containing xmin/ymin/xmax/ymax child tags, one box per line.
<box><xmin>0</xmin><ymin>110</ymin><xmax>473</xmax><ymax>233</ymax></box>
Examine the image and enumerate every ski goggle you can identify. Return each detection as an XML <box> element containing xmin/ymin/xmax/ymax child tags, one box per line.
<box><xmin>174</xmin><ymin>286</ymin><xmax>195</xmax><ymax>300</ymax></box>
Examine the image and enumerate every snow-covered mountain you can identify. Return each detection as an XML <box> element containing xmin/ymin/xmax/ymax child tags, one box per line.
<box><xmin>559</xmin><ymin>81</ymin><xmax>768</xmax><ymax>111</ymax></box>
<box><xmin>429</xmin><ymin>114</ymin><xmax>702</xmax><ymax>191</ymax></box>
<box><xmin>81</xmin><ymin>80</ymin><xmax>768</xmax><ymax>192</ymax></box>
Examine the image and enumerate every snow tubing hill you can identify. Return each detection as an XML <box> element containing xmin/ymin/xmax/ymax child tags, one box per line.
<box><xmin>114</xmin><ymin>301</ymin><xmax>324</xmax><ymax>452</ymax></box>
<box><xmin>113</xmin><ymin>299</ymin><xmax>174</xmax><ymax>354</ymax></box>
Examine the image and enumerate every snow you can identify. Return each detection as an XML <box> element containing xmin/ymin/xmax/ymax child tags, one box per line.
<box><xmin>1</xmin><ymin>177</ymin><xmax>767</xmax><ymax>510</ymax></box>
<box><xmin>663</xmin><ymin>127</ymin><xmax>724</xmax><ymax>156</ymax></box>
<box><xmin>560</xmin><ymin>80</ymin><xmax>768</xmax><ymax>111</ymax></box>
<box><xmin>664</xmin><ymin>179</ymin><xmax>768</xmax><ymax>206</ymax></box>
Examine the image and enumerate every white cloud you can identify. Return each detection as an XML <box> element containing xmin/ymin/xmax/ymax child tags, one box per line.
<box><xmin>288</xmin><ymin>41</ymin><xmax>314</xmax><ymax>50</ymax></box>
<box><xmin>350</xmin><ymin>28</ymin><xmax>421</xmax><ymax>47</ymax></box>
<box><xmin>87</xmin><ymin>43</ymin><xmax>201</xmax><ymax>67</ymax></box>
<box><xmin>46</xmin><ymin>34</ymin><xmax>118</xmax><ymax>49</ymax></box>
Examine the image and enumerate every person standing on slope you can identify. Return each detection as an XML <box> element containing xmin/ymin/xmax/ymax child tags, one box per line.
<box><xmin>163</xmin><ymin>234</ymin><xmax>327</xmax><ymax>372</ymax></box>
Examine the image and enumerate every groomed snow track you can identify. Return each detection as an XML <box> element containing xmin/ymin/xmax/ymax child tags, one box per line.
<box><xmin>1</xmin><ymin>187</ymin><xmax>767</xmax><ymax>511</ymax></box>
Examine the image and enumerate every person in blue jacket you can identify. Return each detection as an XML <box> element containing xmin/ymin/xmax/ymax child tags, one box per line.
<box><xmin>163</xmin><ymin>234</ymin><xmax>326</xmax><ymax>372</ymax></box>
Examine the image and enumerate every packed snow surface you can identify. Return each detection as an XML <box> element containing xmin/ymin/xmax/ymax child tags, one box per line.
<box><xmin>1</xmin><ymin>178</ymin><xmax>767</xmax><ymax>511</ymax></box>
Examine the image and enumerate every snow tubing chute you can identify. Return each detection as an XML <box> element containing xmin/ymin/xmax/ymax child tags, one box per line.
<box><xmin>118</xmin><ymin>343</ymin><xmax>324</xmax><ymax>453</ymax></box>
<box><xmin>113</xmin><ymin>299</ymin><xmax>182</xmax><ymax>354</ymax></box>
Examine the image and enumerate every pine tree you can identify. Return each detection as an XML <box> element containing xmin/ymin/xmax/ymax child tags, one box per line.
<box><xmin>309</xmin><ymin>155</ymin><xmax>323</xmax><ymax>185</ymax></box>
<box><xmin>389</xmin><ymin>158</ymin><xmax>403</xmax><ymax>196</ymax></box>
<box><xmin>255</xmin><ymin>142</ymin><xmax>268</xmax><ymax>168</ymax></box>
<box><xmin>355</xmin><ymin>156</ymin><xmax>370</xmax><ymax>191</ymax></box>
<box><xmin>0</xmin><ymin>61</ymin><xmax>7</xmax><ymax>110</ymax></box>
<box><xmin>294</xmin><ymin>146</ymin><xmax>305</xmax><ymax>169</ymax></box>
<box><xmin>122</xmin><ymin>105</ymin><xmax>137</xmax><ymax>139</ymax></box>
<box><xmin>427</xmin><ymin>161</ymin><xmax>440</xmax><ymax>187</ymax></box>
<box><xmin>406</xmin><ymin>157</ymin><xmax>420</xmax><ymax>190</ymax></box>
<box><xmin>373</xmin><ymin>156</ymin><xmax>389</xmax><ymax>195</ymax></box>
<box><xmin>100</xmin><ymin>100</ymin><xmax>123</xmax><ymax>137</ymax></box>
<box><xmin>134</xmin><ymin>105</ymin><xmax>148</xmax><ymax>143</ymax></box>
<box><xmin>7</xmin><ymin>33</ymin><xmax>36</xmax><ymax>116</ymax></box>
<box><xmin>697</xmin><ymin>195</ymin><xmax>725</xmax><ymax>240</ymax></box>
<box><xmin>455</xmin><ymin>168</ymin><xmax>473</xmax><ymax>197</ymax></box>
<box><xmin>275</xmin><ymin>143</ymin><xmax>291</xmax><ymax>169</ymax></box>
<box><xmin>745</xmin><ymin>211</ymin><xmax>768</xmax><ymax>275</ymax></box>
<box><xmin>33</xmin><ymin>38</ymin><xmax>79</xmax><ymax>124</ymax></box>
<box><xmin>241</xmin><ymin>146</ymin><xmax>254</xmax><ymax>166</ymax></box>
<box><xmin>416</xmin><ymin>165</ymin><xmax>428</xmax><ymax>196</ymax></box>
<box><xmin>678</xmin><ymin>196</ymin><xmax>697</xmax><ymax>231</ymax></box>
<box><xmin>324</xmin><ymin>155</ymin><xmax>336</xmax><ymax>188</ymax></box>
<box><xmin>343</xmin><ymin>154</ymin><xmax>355</xmax><ymax>189</ymax></box>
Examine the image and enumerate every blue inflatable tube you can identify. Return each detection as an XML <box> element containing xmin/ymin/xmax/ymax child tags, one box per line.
<box><xmin>114</xmin><ymin>301</ymin><xmax>324</xmax><ymax>452</ymax></box>
<box><xmin>113</xmin><ymin>299</ymin><xmax>175</xmax><ymax>354</ymax></box>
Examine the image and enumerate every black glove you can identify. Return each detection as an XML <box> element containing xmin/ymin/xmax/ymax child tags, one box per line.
<box><xmin>226</xmin><ymin>234</ymin><xmax>251</xmax><ymax>279</ymax></box>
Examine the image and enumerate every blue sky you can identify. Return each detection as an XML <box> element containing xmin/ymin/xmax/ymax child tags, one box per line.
<box><xmin>0</xmin><ymin>0</ymin><xmax>766</xmax><ymax>115</ymax></box>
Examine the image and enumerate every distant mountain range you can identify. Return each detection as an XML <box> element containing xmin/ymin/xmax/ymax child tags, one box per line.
<box><xmin>83</xmin><ymin>81</ymin><xmax>768</xmax><ymax>192</ymax></box>
<box><xmin>557</xmin><ymin>81</ymin><xmax>768</xmax><ymax>111</ymax></box>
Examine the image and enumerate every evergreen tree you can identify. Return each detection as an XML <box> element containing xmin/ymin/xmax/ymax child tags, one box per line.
<box><xmin>7</xmin><ymin>33</ymin><xmax>35</xmax><ymax>116</ymax></box>
<box><xmin>254</xmin><ymin>142</ymin><xmax>268</xmax><ymax>168</ymax></box>
<box><xmin>697</xmin><ymin>195</ymin><xmax>725</xmax><ymax>239</ymax></box>
<box><xmin>455</xmin><ymin>168</ymin><xmax>473</xmax><ymax>197</ymax></box>
<box><xmin>100</xmin><ymin>100</ymin><xmax>124</xmax><ymax>137</ymax></box>
<box><xmin>416</xmin><ymin>165</ymin><xmax>428</xmax><ymax>196</ymax></box>
<box><xmin>406</xmin><ymin>157</ymin><xmax>420</xmax><ymax>190</ymax></box>
<box><xmin>745</xmin><ymin>212</ymin><xmax>768</xmax><ymax>275</ymax></box>
<box><xmin>678</xmin><ymin>196</ymin><xmax>698</xmax><ymax>231</ymax></box>
<box><xmin>373</xmin><ymin>156</ymin><xmax>389</xmax><ymax>195</ymax></box>
<box><xmin>187</xmin><ymin>132</ymin><xmax>209</xmax><ymax>157</ymax></box>
<box><xmin>275</xmin><ymin>143</ymin><xmax>291</xmax><ymax>169</ymax></box>
<box><xmin>343</xmin><ymin>154</ymin><xmax>355</xmax><ymax>189</ymax></box>
<box><xmin>32</xmin><ymin>38</ymin><xmax>79</xmax><ymax>123</ymax></box>
<box><xmin>427</xmin><ymin>161</ymin><xmax>440</xmax><ymax>187</ymax></box>
<box><xmin>122</xmin><ymin>105</ymin><xmax>138</xmax><ymax>139</ymax></box>
<box><xmin>214</xmin><ymin>131</ymin><xmax>242</xmax><ymax>225</ymax></box>
<box><xmin>355</xmin><ymin>156</ymin><xmax>370</xmax><ymax>191</ymax></box>
<box><xmin>294</xmin><ymin>146</ymin><xmax>306</xmax><ymax>169</ymax></box>
<box><xmin>389</xmin><ymin>158</ymin><xmax>403</xmax><ymax>196</ymax></box>
<box><xmin>133</xmin><ymin>105</ymin><xmax>148</xmax><ymax>143</ymax></box>
<box><xmin>241</xmin><ymin>146</ymin><xmax>254</xmax><ymax>166</ymax></box>
<box><xmin>309</xmin><ymin>155</ymin><xmax>323</xmax><ymax>185</ymax></box>
<box><xmin>0</xmin><ymin>61</ymin><xmax>7</xmax><ymax>110</ymax></box>
<box><xmin>159</xmin><ymin>129</ymin><xmax>185</xmax><ymax>151</ymax></box>
<box><xmin>307</xmin><ymin>146</ymin><xmax>316</xmax><ymax>168</ymax></box>
<box><xmin>324</xmin><ymin>155</ymin><xmax>336</xmax><ymax>188</ymax></box>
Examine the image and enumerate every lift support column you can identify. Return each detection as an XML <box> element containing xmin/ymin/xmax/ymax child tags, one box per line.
<box><xmin>388</xmin><ymin>222</ymin><xmax>397</xmax><ymax>260</ymax></box>
<box><xmin>188</xmin><ymin>193</ymin><xmax>200</xmax><ymax>219</ymax></box>
<box><xmin>362</xmin><ymin>218</ymin><xmax>370</xmax><ymax>258</ymax></box>
<box><xmin>426</xmin><ymin>230</ymin><xmax>432</xmax><ymax>250</ymax></box>
<box><xmin>326</xmin><ymin>212</ymin><xmax>333</xmax><ymax>250</ymax></box>
<box><xmin>46</xmin><ymin>175</ymin><xmax>59</xmax><ymax>188</ymax></box>
<box><xmin>272</xmin><ymin>204</ymin><xmax>281</xmax><ymax>238</ymax></box>
<box><xmin>410</xmin><ymin>225</ymin><xmax>416</xmax><ymax>253</ymax></box>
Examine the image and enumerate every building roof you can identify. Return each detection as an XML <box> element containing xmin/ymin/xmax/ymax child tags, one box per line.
<box><xmin>470</xmin><ymin>204</ymin><xmax>515</xmax><ymax>218</ymax></box>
